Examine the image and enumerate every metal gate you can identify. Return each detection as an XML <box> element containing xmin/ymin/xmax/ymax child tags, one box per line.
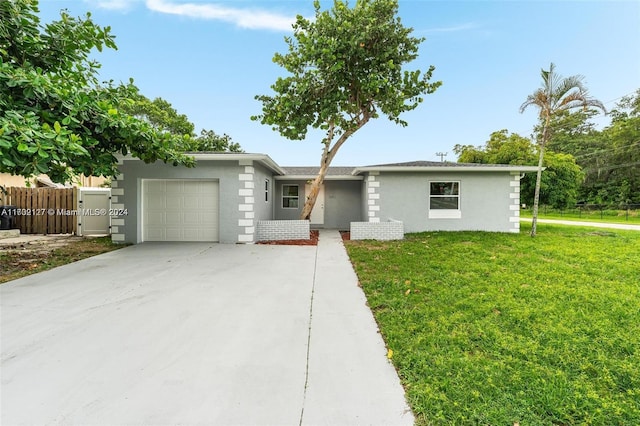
<box><xmin>77</xmin><ymin>188</ymin><xmax>111</xmax><ymax>236</ymax></box>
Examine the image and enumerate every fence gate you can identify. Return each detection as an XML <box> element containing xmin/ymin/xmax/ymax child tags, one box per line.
<box><xmin>77</xmin><ymin>188</ymin><xmax>111</xmax><ymax>236</ymax></box>
<box><xmin>3</xmin><ymin>187</ymin><xmax>77</xmax><ymax>234</ymax></box>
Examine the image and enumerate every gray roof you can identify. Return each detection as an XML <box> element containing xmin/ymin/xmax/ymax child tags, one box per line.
<box><xmin>281</xmin><ymin>162</ymin><xmax>538</xmax><ymax>177</ymax></box>
<box><xmin>353</xmin><ymin>161</ymin><xmax>540</xmax><ymax>174</ymax></box>
<box><xmin>365</xmin><ymin>161</ymin><xmax>517</xmax><ymax>168</ymax></box>
<box><xmin>281</xmin><ymin>166</ymin><xmax>358</xmax><ymax>176</ymax></box>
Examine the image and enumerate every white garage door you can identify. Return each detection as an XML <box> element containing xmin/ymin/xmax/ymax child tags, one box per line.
<box><xmin>142</xmin><ymin>180</ymin><xmax>219</xmax><ymax>242</ymax></box>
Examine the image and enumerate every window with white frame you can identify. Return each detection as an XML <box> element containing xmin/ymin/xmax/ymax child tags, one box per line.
<box><xmin>429</xmin><ymin>181</ymin><xmax>461</xmax><ymax>218</ymax></box>
<box><xmin>265</xmin><ymin>179</ymin><xmax>270</xmax><ymax>202</ymax></box>
<box><xmin>282</xmin><ymin>185</ymin><xmax>299</xmax><ymax>208</ymax></box>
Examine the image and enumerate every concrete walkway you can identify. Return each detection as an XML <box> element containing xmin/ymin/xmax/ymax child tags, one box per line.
<box><xmin>521</xmin><ymin>218</ymin><xmax>640</xmax><ymax>231</ymax></box>
<box><xmin>1</xmin><ymin>230</ymin><xmax>412</xmax><ymax>425</ymax></box>
<box><xmin>302</xmin><ymin>230</ymin><xmax>413</xmax><ymax>424</ymax></box>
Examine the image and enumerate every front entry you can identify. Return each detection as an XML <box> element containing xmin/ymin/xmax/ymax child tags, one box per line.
<box><xmin>305</xmin><ymin>184</ymin><xmax>325</xmax><ymax>225</ymax></box>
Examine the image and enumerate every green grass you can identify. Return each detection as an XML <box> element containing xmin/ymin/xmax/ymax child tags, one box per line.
<box><xmin>345</xmin><ymin>223</ymin><xmax>640</xmax><ymax>425</ymax></box>
<box><xmin>521</xmin><ymin>207</ymin><xmax>640</xmax><ymax>224</ymax></box>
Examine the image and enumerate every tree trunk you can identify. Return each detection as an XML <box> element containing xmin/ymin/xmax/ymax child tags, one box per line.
<box><xmin>531</xmin><ymin>124</ymin><xmax>549</xmax><ymax>237</ymax></box>
<box><xmin>299</xmin><ymin>114</ymin><xmax>371</xmax><ymax>221</ymax></box>
<box><xmin>300</xmin><ymin>156</ymin><xmax>331</xmax><ymax>220</ymax></box>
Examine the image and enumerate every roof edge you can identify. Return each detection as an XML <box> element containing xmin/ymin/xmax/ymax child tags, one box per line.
<box><xmin>274</xmin><ymin>175</ymin><xmax>363</xmax><ymax>181</ymax></box>
<box><xmin>352</xmin><ymin>165</ymin><xmax>542</xmax><ymax>174</ymax></box>
<box><xmin>117</xmin><ymin>153</ymin><xmax>286</xmax><ymax>175</ymax></box>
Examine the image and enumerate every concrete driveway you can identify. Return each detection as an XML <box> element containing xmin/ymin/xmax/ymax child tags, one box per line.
<box><xmin>1</xmin><ymin>230</ymin><xmax>413</xmax><ymax>425</ymax></box>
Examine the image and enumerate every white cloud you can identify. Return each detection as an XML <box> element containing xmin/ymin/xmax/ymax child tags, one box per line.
<box><xmin>85</xmin><ymin>0</ymin><xmax>140</xmax><ymax>11</ymax></box>
<box><xmin>420</xmin><ymin>23</ymin><xmax>478</xmax><ymax>34</ymax></box>
<box><xmin>145</xmin><ymin>0</ymin><xmax>296</xmax><ymax>31</ymax></box>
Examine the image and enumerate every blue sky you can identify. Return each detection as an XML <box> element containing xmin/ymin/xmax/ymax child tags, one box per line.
<box><xmin>38</xmin><ymin>0</ymin><xmax>640</xmax><ymax>166</ymax></box>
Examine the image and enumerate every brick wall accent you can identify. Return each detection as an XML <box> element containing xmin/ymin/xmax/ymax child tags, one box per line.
<box><xmin>238</xmin><ymin>161</ymin><xmax>256</xmax><ymax>243</ymax></box>
<box><xmin>256</xmin><ymin>220</ymin><xmax>310</xmax><ymax>241</ymax></box>
<box><xmin>509</xmin><ymin>172</ymin><xmax>521</xmax><ymax>233</ymax></box>
<box><xmin>366</xmin><ymin>172</ymin><xmax>381</xmax><ymax>223</ymax></box>
<box><xmin>350</xmin><ymin>220</ymin><xmax>404</xmax><ymax>241</ymax></box>
<box><xmin>110</xmin><ymin>173</ymin><xmax>126</xmax><ymax>242</ymax></box>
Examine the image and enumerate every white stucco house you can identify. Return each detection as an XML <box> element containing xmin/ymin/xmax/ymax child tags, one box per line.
<box><xmin>109</xmin><ymin>153</ymin><xmax>538</xmax><ymax>244</ymax></box>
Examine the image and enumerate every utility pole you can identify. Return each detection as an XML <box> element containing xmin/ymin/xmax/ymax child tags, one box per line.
<box><xmin>435</xmin><ymin>152</ymin><xmax>447</xmax><ymax>162</ymax></box>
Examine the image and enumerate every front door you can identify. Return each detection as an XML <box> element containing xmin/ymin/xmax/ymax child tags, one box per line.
<box><xmin>306</xmin><ymin>184</ymin><xmax>325</xmax><ymax>225</ymax></box>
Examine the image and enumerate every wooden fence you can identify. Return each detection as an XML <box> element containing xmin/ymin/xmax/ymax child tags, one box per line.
<box><xmin>2</xmin><ymin>187</ymin><xmax>77</xmax><ymax>234</ymax></box>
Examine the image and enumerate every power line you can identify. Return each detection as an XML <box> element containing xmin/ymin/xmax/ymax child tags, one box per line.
<box><xmin>583</xmin><ymin>160</ymin><xmax>640</xmax><ymax>172</ymax></box>
<box><xmin>602</xmin><ymin>90</ymin><xmax>639</xmax><ymax>106</ymax></box>
<box><xmin>571</xmin><ymin>140</ymin><xmax>640</xmax><ymax>160</ymax></box>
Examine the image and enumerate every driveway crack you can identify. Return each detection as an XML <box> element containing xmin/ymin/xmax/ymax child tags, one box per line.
<box><xmin>299</xmin><ymin>241</ymin><xmax>319</xmax><ymax>426</ymax></box>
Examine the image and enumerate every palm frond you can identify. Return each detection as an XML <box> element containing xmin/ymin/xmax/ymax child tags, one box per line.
<box><xmin>551</xmin><ymin>75</ymin><xmax>586</xmax><ymax>106</ymax></box>
<box><xmin>522</xmin><ymin>63</ymin><xmax>606</xmax><ymax>117</ymax></box>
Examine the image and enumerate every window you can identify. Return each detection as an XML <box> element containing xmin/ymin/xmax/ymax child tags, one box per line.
<box><xmin>282</xmin><ymin>185</ymin><xmax>299</xmax><ymax>208</ymax></box>
<box><xmin>429</xmin><ymin>181</ymin><xmax>461</xmax><ymax>218</ymax></box>
<box><xmin>265</xmin><ymin>179</ymin><xmax>270</xmax><ymax>202</ymax></box>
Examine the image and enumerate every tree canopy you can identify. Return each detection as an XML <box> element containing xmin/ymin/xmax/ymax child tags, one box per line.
<box><xmin>0</xmin><ymin>0</ymin><xmax>193</xmax><ymax>183</ymax></box>
<box><xmin>253</xmin><ymin>0</ymin><xmax>441</xmax><ymax>219</ymax></box>
<box><xmin>119</xmin><ymin>93</ymin><xmax>243</xmax><ymax>153</ymax></box>
<box><xmin>561</xmin><ymin>91</ymin><xmax>640</xmax><ymax>204</ymax></box>
<box><xmin>188</xmin><ymin>130</ymin><xmax>243</xmax><ymax>153</ymax></box>
<box><xmin>119</xmin><ymin>93</ymin><xmax>195</xmax><ymax>137</ymax></box>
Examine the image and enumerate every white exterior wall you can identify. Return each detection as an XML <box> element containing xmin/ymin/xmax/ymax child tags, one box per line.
<box><xmin>373</xmin><ymin>171</ymin><xmax>519</xmax><ymax>233</ymax></box>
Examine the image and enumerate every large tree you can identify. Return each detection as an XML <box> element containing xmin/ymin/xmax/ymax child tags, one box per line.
<box><xmin>520</xmin><ymin>63</ymin><xmax>605</xmax><ymax>236</ymax></box>
<box><xmin>0</xmin><ymin>0</ymin><xmax>193</xmax><ymax>184</ymax></box>
<box><xmin>253</xmin><ymin>0</ymin><xmax>441</xmax><ymax>219</ymax></box>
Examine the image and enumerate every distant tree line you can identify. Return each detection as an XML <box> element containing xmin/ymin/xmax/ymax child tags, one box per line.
<box><xmin>455</xmin><ymin>89</ymin><xmax>639</xmax><ymax>208</ymax></box>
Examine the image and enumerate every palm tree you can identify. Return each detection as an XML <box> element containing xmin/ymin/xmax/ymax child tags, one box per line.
<box><xmin>520</xmin><ymin>63</ymin><xmax>606</xmax><ymax>237</ymax></box>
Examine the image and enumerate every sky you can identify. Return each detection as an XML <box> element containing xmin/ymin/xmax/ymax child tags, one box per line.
<box><xmin>37</xmin><ymin>0</ymin><xmax>640</xmax><ymax>167</ymax></box>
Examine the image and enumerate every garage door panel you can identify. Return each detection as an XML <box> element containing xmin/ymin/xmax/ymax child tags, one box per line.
<box><xmin>183</xmin><ymin>211</ymin><xmax>200</xmax><ymax>224</ymax></box>
<box><xmin>145</xmin><ymin>181</ymin><xmax>165</xmax><ymax>193</ymax></box>
<box><xmin>165</xmin><ymin>181</ymin><xmax>184</xmax><ymax>194</ymax></box>
<box><xmin>145</xmin><ymin>228</ymin><xmax>165</xmax><ymax>241</ymax></box>
<box><xmin>143</xmin><ymin>180</ymin><xmax>219</xmax><ymax>242</ymax></box>
<box><xmin>200</xmin><ymin>197</ymin><xmax>217</xmax><ymax>209</ymax></box>
<box><xmin>146</xmin><ymin>212</ymin><xmax>164</xmax><ymax>226</ymax></box>
<box><xmin>165</xmin><ymin>228</ymin><xmax>184</xmax><ymax>241</ymax></box>
<box><xmin>201</xmin><ymin>213</ymin><xmax>217</xmax><ymax>225</ymax></box>
<box><xmin>183</xmin><ymin>196</ymin><xmax>200</xmax><ymax>209</ymax></box>
<box><xmin>146</xmin><ymin>197</ymin><xmax>166</xmax><ymax>209</ymax></box>
<box><xmin>165</xmin><ymin>212</ymin><xmax>182</xmax><ymax>225</ymax></box>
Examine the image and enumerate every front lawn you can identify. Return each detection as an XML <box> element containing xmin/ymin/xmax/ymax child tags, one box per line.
<box><xmin>345</xmin><ymin>223</ymin><xmax>640</xmax><ymax>425</ymax></box>
<box><xmin>0</xmin><ymin>237</ymin><xmax>124</xmax><ymax>284</ymax></box>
